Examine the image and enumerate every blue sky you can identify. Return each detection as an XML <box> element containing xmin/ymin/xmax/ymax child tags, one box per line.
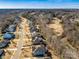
<box><xmin>0</xmin><ymin>0</ymin><xmax>79</xmax><ymax>8</ymax></box>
